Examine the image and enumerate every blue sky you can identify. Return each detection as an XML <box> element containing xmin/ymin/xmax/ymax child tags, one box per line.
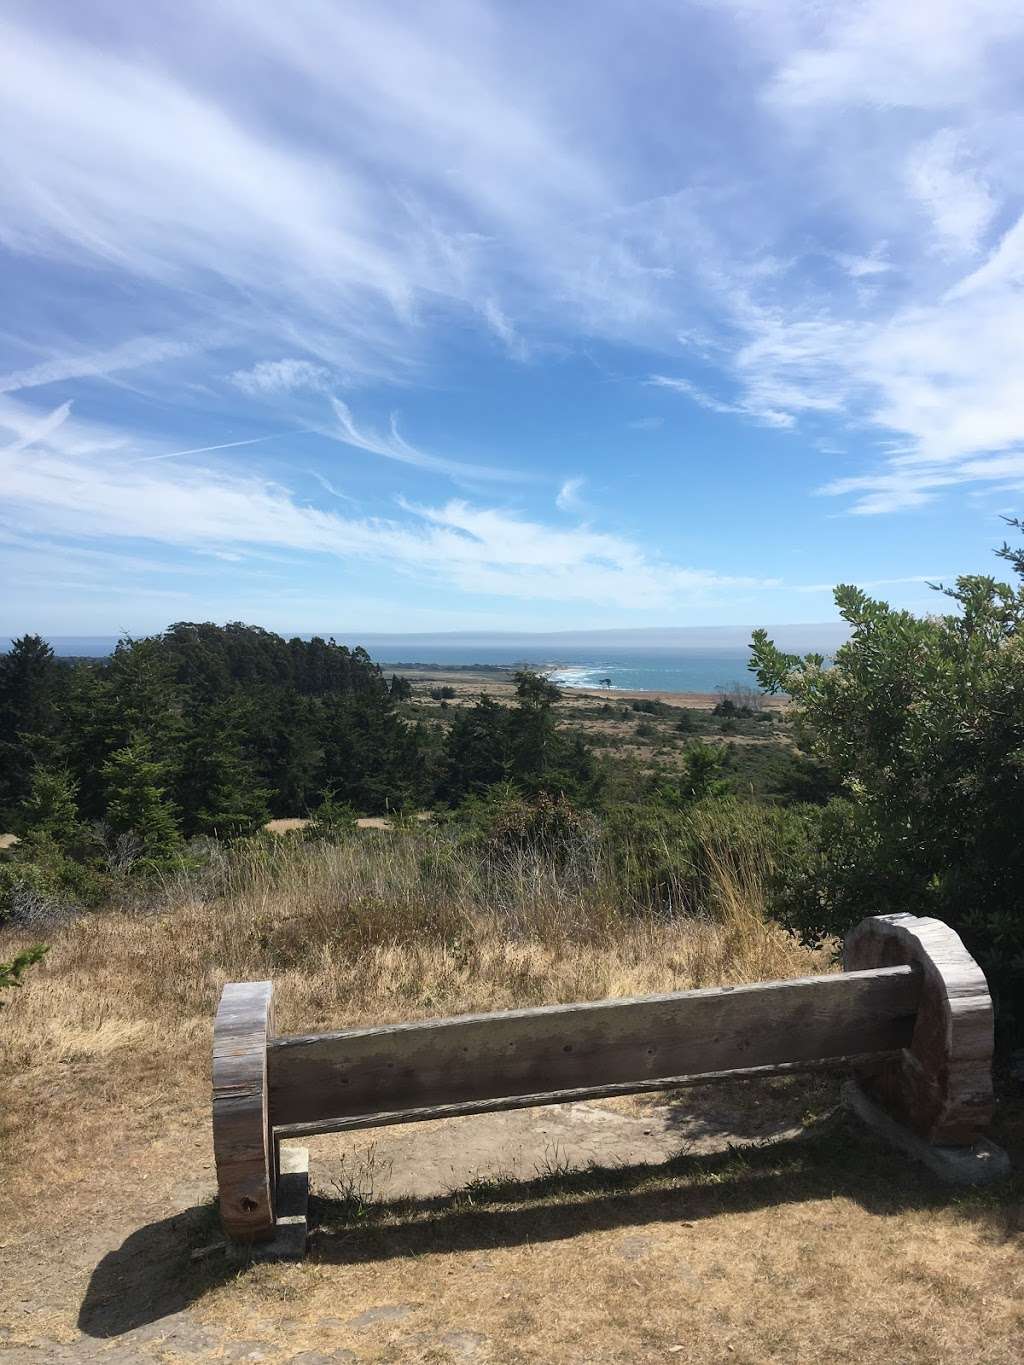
<box><xmin>3</xmin><ymin>0</ymin><xmax>1024</xmax><ymax>636</ymax></box>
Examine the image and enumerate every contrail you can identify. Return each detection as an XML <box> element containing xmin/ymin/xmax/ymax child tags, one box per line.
<box><xmin>135</xmin><ymin>433</ymin><xmax>284</xmax><ymax>463</ymax></box>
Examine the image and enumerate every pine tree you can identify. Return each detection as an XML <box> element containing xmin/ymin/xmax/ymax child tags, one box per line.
<box><xmin>0</xmin><ymin>635</ymin><xmax>63</xmax><ymax>820</ymax></box>
<box><xmin>20</xmin><ymin>767</ymin><xmax>87</xmax><ymax>854</ymax></box>
<box><xmin>102</xmin><ymin>743</ymin><xmax>183</xmax><ymax>865</ymax></box>
<box><xmin>176</xmin><ymin>701</ymin><xmax>271</xmax><ymax>838</ymax></box>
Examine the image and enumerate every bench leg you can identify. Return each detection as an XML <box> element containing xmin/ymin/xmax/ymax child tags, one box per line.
<box><xmin>213</xmin><ymin>981</ymin><xmax>277</xmax><ymax>1242</ymax></box>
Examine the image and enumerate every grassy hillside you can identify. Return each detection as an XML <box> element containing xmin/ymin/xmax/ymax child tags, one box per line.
<box><xmin>2</xmin><ymin>826</ymin><xmax>1021</xmax><ymax>1363</ymax></box>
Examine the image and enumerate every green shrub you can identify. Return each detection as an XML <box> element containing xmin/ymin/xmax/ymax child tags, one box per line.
<box><xmin>456</xmin><ymin>784</ymin><xmax>591</xmax><ymax>858</ymax></box>
<box><xmin>752</xmin><ymin>527</ymin><xmax>1024</xmax><ymax>1038</ymax></box>
<box><xmin>0</xmin><ymin>943</ymin><xmax>49</xmax><ymax>1001</ymax></box>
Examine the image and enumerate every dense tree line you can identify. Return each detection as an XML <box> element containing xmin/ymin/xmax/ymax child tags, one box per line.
<box><xmin>0</xmin><ymin>622</ymin><xmax>598</xmax><ymax>876</ymax></box>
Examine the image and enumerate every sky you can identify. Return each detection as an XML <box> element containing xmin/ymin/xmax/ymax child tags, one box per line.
<box><xmin>3</xmin><ymin>0</ymin><xmax>1024</xmax><ymax>637</ymax></box>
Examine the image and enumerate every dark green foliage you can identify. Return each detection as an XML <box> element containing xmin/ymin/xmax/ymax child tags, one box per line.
<box><xmin>19</xmin><ymin>767</ymin><xmax>88</xmax><ymax>855</ymax></box>
<box><xmin>102</xmin><ymin>743</ymin><xmax>183</xmax><ymax>863</ymax></box>
<box><xmin>429</xmin><ymin>685</ymin><xmax>457</xmax><ymax>700</ymax></box>
<box><xmin>629</xmin><ymin>698</ymin><xmax>675</xmax><ymax>717</ymax></box>
<box><xmin>654</xmin><ymin>741</ymin><xmax>732</xmax><ymax>807</ymax></box>
<box><xmin>306</xmin><ymin>791</ymin><xmax>359</xmax><ymax>838</ymax></box>
<box><xmin>512</xmin><ymin>670</ymin><xmax>561</xmax><ymax>707</ymax></box>
<box><xmin>0</xmin><ymin>635</ymin><xmax>63</xmax><ymax>822</ymax></box>
<box><xmin>713</xmin><ymin>697</ymin><xmax>754</xmax><ymax>719</ymax></box>
<box><xmin>319</xmin><ymin>694</ymin><xmax>433</xmax><ymax>814</ymax></box>
<box><xmin>437</xmin><ymin>673</ymin><xmax>600</xmax><ymax>807</ymax></box>
<box><xmin>751</xmin><ymin>527</ymin><xmax>1024</xmax><ymax>1035</ymax></box>
<box><xmin>600</xmin><ymin>797</ymin><xmax>814</xmax><ymax>916</ymax></box>
<box><xmin>456</xmin><ymin>784</ymin><xmax>591</xmax><ymax>858</ymax></box>
<box><xmin>0</xmin><ymin>943</ymin><xmax>48</xmax><ymax>1000</ymax></box>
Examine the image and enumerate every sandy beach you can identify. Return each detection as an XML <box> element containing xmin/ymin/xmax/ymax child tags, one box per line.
<box><xmin>388</xmin><ymin>664</ymin><xmax>787</xmax><ymax>711</ymax></box>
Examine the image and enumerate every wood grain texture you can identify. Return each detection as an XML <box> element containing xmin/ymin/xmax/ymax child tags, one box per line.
<box><xmin>266</xmin><ymin>966</ymin><xmax>919</xmax><ymax>1130</ymax></box>
<box><xmin>843</xmin><ymin>913</ymin><xmax>994</xmax><ymax>1144</ymax></box>
<box><xmin>213</xmin><ymin>980</ymin><xmax>276</xmax><ymax>1242</ymax></box>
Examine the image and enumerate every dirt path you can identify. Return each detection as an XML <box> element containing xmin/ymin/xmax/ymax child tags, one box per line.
<box><xmin>2</xmin><ymin>1077</ymin><xmax>1021</xmax><ymax>1364</ymax></box>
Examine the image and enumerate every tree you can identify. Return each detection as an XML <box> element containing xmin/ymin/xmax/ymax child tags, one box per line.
<box><xmin>176</xmin><ymin>701</ymin><xmax>271</xmax><ymax>838</ymax></box>
<box><xmin>655</xmin><ymin>742</ymin><xmax>731</xmax><ymax>808</ymax></box>
<box><xmin>102</xmin><ymin>743</ymin><xmax>183</xmax><ymax>865</ymax></box>
<box><xmin>0</xmin><ymin>635</ymin><xmax>63</xmax><ymax>820</ymax></box>
<box><xmin>389</xmin><ymin>673</ymin><xmax>413</xmax><ymax>701</ymax></box>
<box><xmin>19</xmin><ymin>767</ymin><xmax>87</xmax><ymax>855</ymax></box>
<box><xmin>750</xmin><ymin>527</ymin><xmax>1024</xmax><ymax>1034</ymax></box>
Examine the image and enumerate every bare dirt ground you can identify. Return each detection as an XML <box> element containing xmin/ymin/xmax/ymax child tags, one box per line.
<box><xmin>3</xmin><ymin>1072</ymin><xmax>1022</xmax><ymax>1363</ymax></box>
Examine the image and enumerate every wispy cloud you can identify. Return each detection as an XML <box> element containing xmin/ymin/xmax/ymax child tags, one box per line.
<box><xmin>907</xmin><ymin>130</ymin><xmax>996</xmax><ymax>257</ymax></box>
<box><xmin>3</xmin><ymin>0</ymin><xmax>1024</xmax><ymax>601</ymax></box>
<box><xmin>229</xmin><ymin>359</ymin><xmax>332</xmax><ymax>397</ymax></box>
<box><xmin>1</xmin><ymin>399</ymin><xmax>776</xmax><ymax>612</ymax></box>
<box><xmin>329</xmin><ymin>398</ymin><xmax>521</xmax><ymax>483</ymax></box>
<box><xmin>555</xmin><ymin>477</ymin><xmax>586</xmax><ymax>513</ymax></box>
<box><xmin>648</xmin><ymin>373</ymin><xmax>795</xmax><ymax>430</ymax></box>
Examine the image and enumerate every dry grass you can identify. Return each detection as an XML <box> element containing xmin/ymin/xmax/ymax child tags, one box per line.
<box><xmin>2</xmin><ymin>827</ymin><xmax>1021</xmax><ymax>1364</ymax></box>
<box><xmin>1</xmin><ymin>824</ymin><xmax>819</xmax><ymax>1173</ymax></box>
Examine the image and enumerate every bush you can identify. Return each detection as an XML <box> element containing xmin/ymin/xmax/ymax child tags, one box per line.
<box><xmin>601</xmin><ymin>796</ymin><xmax>815</xmax><ymax>918</ymax></box>
<box><xmin>0</xmin><ymin>943</ymin><xmax>48</xmax><ymax>1001</ymax></box>
<box><xmin>0</xmin><ymin>853</ymin><xmax>110</xmax><ymax>927</ymax></box>
<box><xmin>429</xmin><ymin>685</ymin><xmax>457</xmax><ymax>700</ymax></box>
<box><xmin>456</xmin><ymin>784</ymin><xmax>592</xmax><ymax>859</ymax></box>
<box><xmin>752</xmin><ymin>527</ymin><xmax>1024</xmax><ymax>1038</ymax></box>
<box><xmin>630</xmin><ymin>699</ymin><xmax>673</xmax><ymax>717</ymax></box>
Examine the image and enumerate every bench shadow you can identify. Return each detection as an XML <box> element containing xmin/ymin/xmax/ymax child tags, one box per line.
<box><xmin>309</xmin><ymin>1113</ymin><xmax>1020</xmax><ymax>1267</ymax></box>
<box><xmin>77</xmin><ymin>1202</ymin><xmax>235</xmax><ymax>1339</ymax></box>
<box><xmin>78</xmin><ymin>1113</ymin><xmax>1020</xmax><ymax>1340</ymax></box>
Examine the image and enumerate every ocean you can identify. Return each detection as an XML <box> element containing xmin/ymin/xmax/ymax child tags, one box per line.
<box><xmin>2</xmin><ymin>631</ymin><xmax>844</xmax><ymax>694</ymax></box>
<box><xmin>384</xmin><ymin>645</ymin><xmax>763</xmax><ymax>693</ymax></box>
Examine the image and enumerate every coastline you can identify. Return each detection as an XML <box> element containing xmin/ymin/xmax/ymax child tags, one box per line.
<box><xmin>391</xmin><ymin>664</ymin><xmax>786</xmax><ymax>711</ymax></box>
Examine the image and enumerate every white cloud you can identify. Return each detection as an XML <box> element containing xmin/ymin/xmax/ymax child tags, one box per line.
<box><xmin>946</xmin><ymin>210</ymin><xmax>1024</xmax><ymax>299</ymax></box>
<box><xmin>0</xmin><ymin>334</ymin><xmax>203</xmax><ymax>395</ymax></box>
<box><xmin>834</xmin><ymin>247</ymin><xmax>891</xmax><ymax>279</ymax></box>
<box><xmin>555</xmin><ymin>477</ymin><xmax>585</xmax><ymax>512</ymax></box>
<box><xmin>479</xmin><ymin>300</ymin><xmax>531</xmax><ymax>362</ymax></box>
<box><xmin>765</xmin><ymin>0</ymin><xmax>1021</xmax><ymax>112</ymax></box>
<box><xmin>649</xmin><ymin>372</ymin><xmax>796</xmax><ymax>430</ymax></box>
<box><xmin>0</xmin><ymin>398</ymin><xmax>775</xmax><ymax>610</ymax></box>
<box><xmin>230</xmin><ymin>359</ymin><xmax>332</xmax><ymax>396</ymax></box>
<box><xmin>907</xmin><ymin>130</ymin><xmax>996</xmax><ymax>256</ymax></box>
<box><xmin>3</xmin><ymin>0</ymin><xmax>1024</xmax><ymax>537</ymax></box>
<box><xmin>329</xmin><ymin>398</ymin><xmax>521</xmax><ymax>483</ymax></box>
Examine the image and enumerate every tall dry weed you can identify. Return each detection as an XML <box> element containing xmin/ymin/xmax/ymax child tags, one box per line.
<box><xmin>0</xmin><ymin>823</ymin><xmax>827</xmax><ymax>1187</ymax></box>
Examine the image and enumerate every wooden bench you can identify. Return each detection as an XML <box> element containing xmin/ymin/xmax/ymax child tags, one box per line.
<box><xmin>211</xmin><ymin>912</ymin><xmax>1006</xmax><ymax>1252</ymax></box>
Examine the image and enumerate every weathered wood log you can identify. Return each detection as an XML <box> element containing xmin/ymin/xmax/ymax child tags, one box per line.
<box><xmin>843</xmin><ymin>913</ymin><xmax>994</xmax><ymax>1144</ymax></box>
<box><xmin>267</xmin><ymin>966</ymin><xmax>920</xmax><ymax>1129</ymax></box>
<box><xmin>212</xmin><ymin>980</ymin><xmax>276</xmax><ymax>1242</ymax></box>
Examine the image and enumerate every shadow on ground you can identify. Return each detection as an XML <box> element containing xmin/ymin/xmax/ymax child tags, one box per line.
<box><xmin>78</xmin><ymin>1111</ymin><xmax>1021</xmax><ymax>1340</ymax></box>
<box><xmin>77</xmin><ymin>1203</ymin><xmax>234</xmax><ymax>1339</ymax></box>
<box><xmin>307</xmin><ymin>1112</ymin><xmax>1021</xmax><ymax>1267</ymax></box>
